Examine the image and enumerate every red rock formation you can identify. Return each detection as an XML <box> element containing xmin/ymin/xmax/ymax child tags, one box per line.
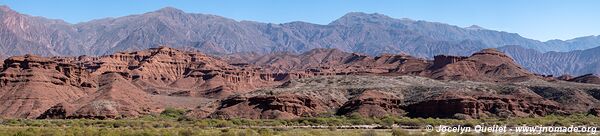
<box><xmin>1</xmin><ymin>47</ymin><xmax>599</xmax><ymax>119</ymax></box>
<box><xmin>557</xmin><ymin>74</ymin><xmax>574</xmax><ymax>81</ymax></box>
<box><xmin>589</xmin><ymin>108</ymin><xmax>600</xmax><ymax>116</ymax></box>
<box><xmin>67</xmin><ymin>72</ymin><xmax>160</xmax><ymax>119</ymax></box>
<box><xmin>227</xmin><ymin>48</ymin><xmax>431</xmax><ymax>77</ymax></box>
<box><xmin>3</xmin><ymin>47</ymin><xmax>286</xmax><ymax>119</ymax></box>
<box><xmin>210</xmin><ymin>94</ymin><xmax>334</xmax><ymax>119</ymax></box>
<box><xmin>429</xmin><ymin>49</ymin><xmax>535</xmax><ymax>82</ymax></box>
<box><xmin>405</xmin><ymin>92</ymin><xmax>562</xmax><ymax>118</ymax></box>
<box><xmin>336</xmin><ymin>90</ymin><xmax>405</xmax><ymax>117</ymax></box>
<box><xmin>37</xmin><ymin>103</ymin><xmax>72</xmax><ymax>119</ymax></box>
<box><xmin>73</xmin><ymin>46</ymin><xmax>282</xmax><ymax>98</ymax></box>
<box><xmin>569</xmin><ymin>74</ymin><xmax>600</xmax><ymax>84</ymax></box>
<box><xmin>229</xmin><ymin>48</ymin><xmax>538</xmax><ymax>82</ymax></box>
<box><xmin>0</xmin><ymin>55</ymin><xmax>91</xmax><ymax>118</ymax></box>
<box><xmin>430</xmin><ymin>55</ymin><xmax>468</xmax><ymax>69</ymax></box>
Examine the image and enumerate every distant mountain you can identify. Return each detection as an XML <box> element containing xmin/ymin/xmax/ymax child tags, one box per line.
<box><xmin>1</xmin><ymin>6</ymin><xmax>598</xmax><ymax>58</ymax></box>
<box><xmin>499</xmin><ymin>45</ymin><xmax>600</xmax><ymax>76</ymax></box>
<box><xmin>543</xmin><ymin>35</ymin><xmax>600</xmax><ymax>52</ymax></box>
<box><xmin>0</xmin><ymin>6</ymin><xmax>74</xmax><ymax>56</ymax></box>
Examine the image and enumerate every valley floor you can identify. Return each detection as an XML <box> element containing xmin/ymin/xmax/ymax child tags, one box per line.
<box><xmin>0</xmin><ymin>114</ymin><xmax>597</xmax><ymax>136</ymax></box>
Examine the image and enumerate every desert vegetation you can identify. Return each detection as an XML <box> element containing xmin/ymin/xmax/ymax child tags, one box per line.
<box><xmin>0</xmin><ymin>109</ymin><xmax>598</xmax><ymax>136</ymax></box>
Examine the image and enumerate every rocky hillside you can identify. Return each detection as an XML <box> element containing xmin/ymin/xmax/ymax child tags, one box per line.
<box><xmin>1</xmin><ymin>47</ymin><xmax>282</xmax><ymax>119</ymax></box>
<box><xmin>2</xmin><ymin>46</ymin><xmax>600</xmax><ymax>119</ymax></box>
<box><xmin>228</xmin><ymin>48</ymin><xmax>537</xmax><ymax>82</ymax></box>
<box><xmin>199</xmin><ymin>76</ymin><xmax>600</xmax><ymax>119</ymax></box>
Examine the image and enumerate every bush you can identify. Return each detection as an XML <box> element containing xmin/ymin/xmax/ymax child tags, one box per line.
<box><xmin>219</xmin><ymin>131</ymin><xmax>237</xmax><ymax>136</ymax></box>
<box><xmin>362</xmin><ymin>130</ymin><xmax>378</xmax><ymax>136</ymax></box>
<box><xmin>391</xmin><ymin>129</ymin><xmax>409</xmax><ymax>136</ymax></box>
<box><xmin>381</xmin><ymin>116</ymin><xmax>396</xmax><ymax>128</ymax></box>
<box><xmin>215</xmin><ymin>120</ymin><xmax>234</xmax><ymax>128</ymax></box>
<box><xmin>257</xmin><ymin>128</ymin><xmax>273</xmax><ymax>136</ymax></box>
<box><xmin>1</xmin><ymin>113</ymin><xmax>600</xmax><ymax>136</ymax></box>
<box><xmin>178</xmin><ymin>129</ymin><xmax>195</xmax><ymax>136</ymax></box>
<box><xmin>160</xmin><ymin>107</ymin><xmax>187</xmax><ymax>119</ymax></box>
<box><xmin>349</xmin><ymin>113</ymin><xmax>363</xmax><ymax>119</ymax></box>
<box><xmin>237</xmin><ymin>129</ymin><xmax>258</xmax><ymax>136</ymax></box>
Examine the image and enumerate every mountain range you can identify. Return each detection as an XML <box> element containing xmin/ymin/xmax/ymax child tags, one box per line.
<box><xmin>0</xmin><ymin>5</ymin><xmax>599</xmax><ymax>75</ymax></box>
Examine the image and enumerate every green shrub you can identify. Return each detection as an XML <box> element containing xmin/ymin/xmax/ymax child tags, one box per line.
<box><xmin>237</xmin><ymin>129</ymin><xmax>258</xmax><ymax>136</ymax></box>
<box><xmin>179</xmin><ymin>128</ymin><xmax>195</xmax><ymax>136</ymax></box>
<box><xmin>160</xmin><ymin>107</ymin><xmax>187</xmax><ymax>119</ymax></box>
<box><xmin>215</xmin><ymin>120</ymin><xmax>234</xmax><ymax>128</ymax></box>
<box><xmin>257</xmin><ymin>128</ymin><xmax>274</xmax><ymax>136</ymax></box>
<box><xmin>381</xmin><ymin>116</ymin><xmax>396</xmax><ymax>128</ymax></box>
<box><xmin>391</xmin><ymin>129</ymin><xmax>409</xmax><ymax>136</ymax></box>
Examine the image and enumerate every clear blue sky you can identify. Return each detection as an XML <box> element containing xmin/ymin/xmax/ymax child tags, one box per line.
<box><xmin>1</xmin><ymin>0</ymin><xmax>599</xmax><ymax>41</ymax></box>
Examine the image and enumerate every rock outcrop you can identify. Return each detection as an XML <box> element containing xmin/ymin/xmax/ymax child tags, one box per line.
<box><xmin>0</xmin><ymin>55</ymin><xmax>91</xmax><ymax>118</ymax></box>
<box><xmin>194</xmin><ymin>76</ymin><xmax>600</xmax><ymax>119</ymax></box>
<box><xmin>3</xmin><ymin>47</ymin><xmax>283</xmax><ymax>119</ymax></box>
<box><xmin>209</xmin><ymin>94</ymin><xmax>333</xmax><ymax>119</ymax></box>
<box><xmin>336</xmin><ymin>90</ymin><xmax>405</xmax><ymax>117</ymax></box>
<box><xmin>429</xmin><ymin>49</ymin><xmax>535</xmax><ymax>82</ymax></box>
<box><xmin>404</xmin><ymin>92</ymin><xmax>562</xmax><ymax>118</ymax></box>
<box><xmin>569</xmin><ymin>74</ymin><xmax>600</xmax><ymax>85</ymax></box>
<box><xmin>67</xmin><ymin>72</ymin><xmax>159</xmax><ymax>119</ymax></box>
<box><xmin>231</xmin><ymin>48</ymin><xmax>537</xmax><ymax>82</ymax></box>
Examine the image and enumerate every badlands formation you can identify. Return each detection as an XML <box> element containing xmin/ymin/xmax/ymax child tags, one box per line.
<box><xmin>0</xmin><ymin>46</ymin><xmax>599</xmax><ymax>119</ymax></box>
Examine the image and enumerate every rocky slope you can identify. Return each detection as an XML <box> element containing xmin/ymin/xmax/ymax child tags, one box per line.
<box><xmin>544</xmin><ymin>35</ymin><xmax>600</xmax><ymax>52</ymax></box>
<box><xmin>200</xmin><ymin>76</ymin><xmax>600</xmax><ymax>119</ymax></box>
<box><xmin>499</xmin><ymin>45</ymin><xmax>600</xmax><ymax>76</ymax></box>
<box><xmin>0</xmin><ymin>46</ymin><xmax>599</xmax><ymax>119</ymax></box>
<box><xmin>228</xmin><ymin>48</ymin><xmax>537</xmax><ymax>82</ymax></box>
<box><xmin>1</xmin><ymin>47</ymin><xmax>285</xmax><ymax>119</ymax></box>
<box><xmin>0</xmin><ymin>6</ymin><xmax>74</xmax><ymax>56</ymax></box>
<box><xmin>429</xmin><ymin>48</ymin><xmax>534</xmax><ymax>82</ymax></box>
<box><xmin>225</xmin><ymin>48</ymin><xmax>429</xmax><ymax>75</ymax></box>
<box><xmin>568</xmin><ymin>74</ymin><xmax>600</xmax><ymax>85</ymax></box>
<box><xmin>0</xmin><ymin>55</ymin><xmax>91</xmax><ymax>118</ymax></box>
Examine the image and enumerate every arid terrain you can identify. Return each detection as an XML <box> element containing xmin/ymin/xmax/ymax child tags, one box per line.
<box><xmin>1</xmin><ymin>46</ymin><xmax>599</xmax><ymax>121</ymax></box>
<box><xmin>1</xmin><ymin>2</ymin><xmax>599</xmax><ymax>135</ymax></box>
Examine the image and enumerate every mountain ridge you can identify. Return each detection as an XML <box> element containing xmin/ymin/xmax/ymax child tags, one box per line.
<box><xmin>1</xmin><ymin>5</ymin><xmax>598</xmax><ymax>57</ymax></box>
<box><xmin>499</xmin><ymin>45</ymin><xmax>600</xmax><ymax>76</ymax></box>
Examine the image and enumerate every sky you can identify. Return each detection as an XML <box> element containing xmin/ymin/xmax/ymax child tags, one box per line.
<box><xmin>0</xmin><ymin>0</ymin><xmax>599</xmax><ymax>41</ymax></box>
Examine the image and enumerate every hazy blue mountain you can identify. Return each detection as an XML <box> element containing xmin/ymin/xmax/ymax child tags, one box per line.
<box><xmin>0</xmin><ymin>6</ymin><xmax>76</xmax><ymax>56</ymax></box>
<box><xmin>544</xmin><ymin>35</ymin><xmax>600</xmax><ymax>52</ymax></box>
<box><xmin>499</xmin><ymin>45</ymin><xmax>600</xmax><ymax>76</ymax></box>
<box><xmin>1</xmin><ymin>6</ymin><xmax>598</xmax><ymax>57</ymax></box>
